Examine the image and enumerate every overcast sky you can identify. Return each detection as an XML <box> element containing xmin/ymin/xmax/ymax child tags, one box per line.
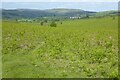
<box><xmin>1</xmin><ymin>0</ymin><xmax>120</xmax><ymax>2</ymax></box>
<box><xmin>1</xmin><ymin>0</ymin><xmax>119</xmax><ymax>12</ymax></box>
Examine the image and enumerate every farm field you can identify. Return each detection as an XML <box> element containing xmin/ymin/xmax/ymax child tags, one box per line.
<box><xmin>2</xmin><ymin>17</ymin><xmax>118</xmax><ymax>78</ymax></box>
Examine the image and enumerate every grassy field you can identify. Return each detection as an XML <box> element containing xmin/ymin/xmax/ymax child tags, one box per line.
<box><xmin>0</xmin><ymin>20</ymin><xmax>2</xmax><ymax>78</ymax></box>
<box><xmin>2</xmin><ymin>17</ymin><xmax>118</xmax><ymax>78</ymax></box>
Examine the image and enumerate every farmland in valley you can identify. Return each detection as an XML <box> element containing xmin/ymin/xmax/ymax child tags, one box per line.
<box><xmin>2</xmin><ymin>16</ymin><xmax>118</xmax><ymax>78</ymax></box>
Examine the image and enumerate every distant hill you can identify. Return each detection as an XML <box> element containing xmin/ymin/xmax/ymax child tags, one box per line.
<box><xmin>2</xmin><ymin>9</ymin><xmax>51</xmax><ymax>19</ymax></box>
<box><xmin>93</xmin><ymin>10</ymin><xmax>119</xmax><ymax>17</ymax></box>
<box><xmin>2</xmin><ymin>9</ymin><xmax>119</xmax><ymax>19</ymax></box>
<box><xmin>2</xmin><ymin>8</ymin><xmax>96</xmax><ymax>19</ymax></box>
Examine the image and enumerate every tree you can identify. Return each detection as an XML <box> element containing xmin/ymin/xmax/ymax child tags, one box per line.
<box><xmin>86</xmin><ymin>14</ymin><xmax>89</xmax><ymax>18</ymax></box>
<box><xmin>16</xmin><ymin>19</ymin><xmax>18</xmax><ymax>22</ymax></box>
<box><xmin>55</xmin><ymin>19</ymin><xmax>59</xmax><ymax>21</ymax></box>
<box><xmin>41</xmin><ymin>22</ymin><xmax>44</xmax><ymax>26</ymax></box>
<box><xmin>54</xmin><ymin>14</ymin><xmax>56</xmax><ymax>17</ymax></box>
<box><xmin>113</xmin><ymin>16</ymin><xmax>115</xmax><ymax>20</ymax></box>
<box><xmin>50</xmin><ymin>21</ymin><xmax>57</xmax><ymax>27</ymax></box>
<box><xmin>44</xmin><ymin>20</ymin><xmax>47</xmax><ymax>23</ymax></box>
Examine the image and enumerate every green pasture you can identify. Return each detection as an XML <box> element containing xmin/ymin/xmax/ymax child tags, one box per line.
<box><xmin>2</xmin><ymin>17</ymin><xmax>118</xmax><ymax>78</ymax></box>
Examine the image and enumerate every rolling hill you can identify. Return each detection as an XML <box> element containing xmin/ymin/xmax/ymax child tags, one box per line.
<box><xmin>2</xmin><ymin>8</ymin><xmax>119</xmax><ymax>19</ymax></box>
<box><xmin>2</xmin><ymin>8</ymin><xmax>96</xmax><ymax>19</ymax></box>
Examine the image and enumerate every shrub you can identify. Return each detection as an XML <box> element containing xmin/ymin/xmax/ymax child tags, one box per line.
<box><xmin>113</xmin><ymin>16</ymin><xmax>115</xmax><ymax>20</ymax></box>
<box><xmin>40</xmin><ymin>22</ymin><xmax>44</xmax><ymax>26</ymax></box>
<box><xmin>44</xmin><ymin>20</ymin><xmax>47</xmax><ymax>23</ymax></box>
<box><xmin>50</xmin><ymin>21</ymin><xmax>57</xmax><ymax>27</ymax></box>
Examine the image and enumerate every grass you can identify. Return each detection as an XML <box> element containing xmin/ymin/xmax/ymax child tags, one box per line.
<box><xmin>0</xmin><ymin>20</ymin><xmax>2</xmax><ymax>78</ymax></box>
<box><xmin>2</xmin><ymin>16</ymin><xmax>118</xmax><ymax>78</ymax></box>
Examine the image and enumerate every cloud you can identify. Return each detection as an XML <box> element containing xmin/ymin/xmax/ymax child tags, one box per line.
<box><xmin>2</xmin><ymin>0</ymin><xmax>120</xmax><ymax>2</ymax></box>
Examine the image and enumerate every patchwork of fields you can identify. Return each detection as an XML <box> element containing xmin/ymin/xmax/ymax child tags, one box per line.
<box><xmin>2</xmin><ymin>17</ymin><xmax>118</xmax><ymax>78</ymax></box>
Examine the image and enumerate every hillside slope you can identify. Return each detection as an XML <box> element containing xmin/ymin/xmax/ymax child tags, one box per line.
<box><xmin>2</xmin><ymin>8</ymin><xmax>96</xmax><ymax>19</ymax></box>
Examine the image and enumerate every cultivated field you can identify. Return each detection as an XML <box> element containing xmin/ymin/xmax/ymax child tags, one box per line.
<box><xmin>2</xmin><ymin>17</ymin><xmax>118</xmax><ymax>78</ymax></box>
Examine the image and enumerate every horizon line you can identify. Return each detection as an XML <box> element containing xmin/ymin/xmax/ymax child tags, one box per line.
<box><xmin>1</xmin><ymin>8</ymin><xmax>118</xmax><ymax>12</ymax></box>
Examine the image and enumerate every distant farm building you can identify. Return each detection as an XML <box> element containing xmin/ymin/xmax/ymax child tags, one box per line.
<box><xmin>70</xmin><ymin>17</ymin><xmax>81</xmax><ymax>19</ymax></box>
<box><xmin>17</xmin><ymin>19</ymin><xmax>33</xmax><ymax>22</ymax></box>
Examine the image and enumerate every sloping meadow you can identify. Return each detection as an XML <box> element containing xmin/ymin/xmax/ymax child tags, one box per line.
<box><xmin>2</xmin><ymin>16</ymin><xmax>118</xmax><ymax>78</ymax></box>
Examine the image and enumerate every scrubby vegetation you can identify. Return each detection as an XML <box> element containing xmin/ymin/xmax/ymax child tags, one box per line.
<box><xmin>50</xmin><ymin>21</ymin><xmax>57</xmax><ymax>27</ymax></box>
<box><xmin>2</xmin><ymin>16</ymin><xmax>118</xmax><ymax>78</ymax></box>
